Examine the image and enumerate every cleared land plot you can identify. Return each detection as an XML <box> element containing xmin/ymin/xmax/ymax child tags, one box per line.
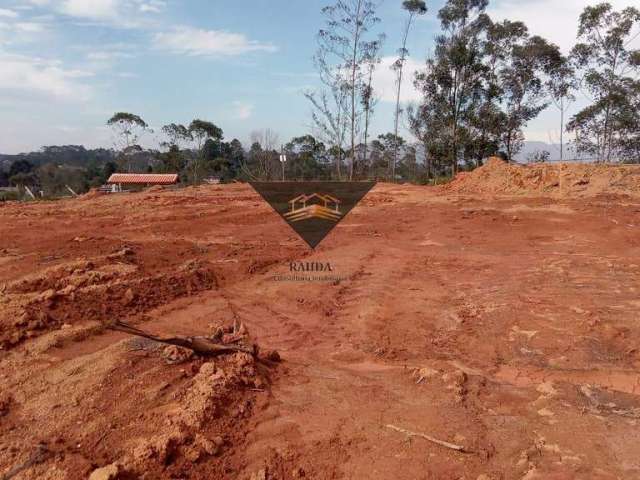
<box><xmin>1</xmin><ymin>177</ymin><xmax>640</xmax><ymax>479</ymax></box>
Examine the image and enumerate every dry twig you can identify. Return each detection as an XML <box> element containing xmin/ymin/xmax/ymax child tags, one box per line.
<box><xmin>385</xmin><ymin>424</ymin><xmax>467</xmax><ymax>452</ymax></box>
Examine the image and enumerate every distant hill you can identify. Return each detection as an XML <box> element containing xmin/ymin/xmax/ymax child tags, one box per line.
<box><xmin>0</xmin><ymin>145</ymin><xmax>115</xmax><ymax>171</ymax></box>
<box><xmin>515</xmin><ymin>141</ymin><xmax>597</xmax><ymax>163</ymax></box>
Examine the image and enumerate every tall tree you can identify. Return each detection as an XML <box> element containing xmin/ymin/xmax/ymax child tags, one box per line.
<box><xmin>107</xmin><ymin>112</ymin><xmax>149</xmax><ymax>172</ymax></box>
<box><xmin>226</xmin><ymin>139</ymin><xmax>245</xmax><ymax>179</ymax></box>
<box><xmin>285</xmin><ymin>135</ymin><xmax>329</xmax><ymax>180</ymax></box>
<box><xmin>568</xmin><ymin>3</ymin><xmax>640</xmax><ymax>162</ymax></box>
<box><xmin>305</xmin><ymin>86</ymin><xmax>349</xmax><ymax>180</ymax></box>
<box><xmin>370</xmin><ymin>133</ymin><xmax>407</xmax><ymax>178</ymax></box>
<box><xmin>306</xmin><ymin>26</ymin><xmax>353</xmax><ymax>181</ymax></box>
<box><xmin>548</xmin><ymin>55</ymin><xmax>576</xmax><ymax>161</ymax></box>
<box><xmin>158</xmin><ymin>123</ymin><xmax>192</xmax><ymax>175</ymax></box>
<box><xmin>482</xmin><ymin>18</ymin><xmax>563</xmax><ymax>161</ymax></box>
<box><xmin>316</xmin><ymin>0</ymin><xmax>382</xmax><ymax>180</ymax></box>
<box><xmin>241</xmin><ymin>129</ymin><xmax>280</xmax><ymax>180</ymax></box>
<box><xmin>391</xmin><ymin>0</ymin><xmax>427</xmax><ymax>181</ymax></box>
<box><xmin>414</xmin><ymin>0</ymin><xmax>488</xmax><ymax>176</ymax></box>
<box><xmin>188</xmin><ymin>119</ymin><xmax>223</xmax><ymax>184</ymax></box>
<box><xmin>360</xmin><ymin>36</ymin><xmax>384</xmax><ymax>178</ymax></box>
<box><xmin>161</xmin><ymin>123</ymin><xmax>192</xmax><ymax>150</ymax></box>
<box><xmin>499</xmin><ymin>35</ymin><xmax>563</xmax><ymax>160</ymax></box>
<box><xmin>478</xmin><ymin>17</ymin><xmax>528</xmax><ymax>163</ymax></box>
<box><xmin>407</xmin><ymin>101</ymin><xmax>451</xmax><ymax>179</ymax></box>
<box><xmin>413</xmin><ymin>5</ymin><xmax>566</xmax><ymax>169</ymax></box>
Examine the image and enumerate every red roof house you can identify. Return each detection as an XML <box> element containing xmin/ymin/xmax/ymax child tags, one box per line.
<box><xmin>107</xmin><ymin>174</ymin><xmax>179</xmax><ymax>186</ymax></box>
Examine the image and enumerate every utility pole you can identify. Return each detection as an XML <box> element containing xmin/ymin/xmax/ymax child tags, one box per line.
<box><xmin>279</xmin><ymin>146</ymin><xmax>287</xmax><ymax>182</ymax></box>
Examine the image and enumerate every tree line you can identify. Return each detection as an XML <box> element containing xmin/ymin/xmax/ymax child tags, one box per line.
<box><xmin>306</xmin><ymin>0</ymin><xmax>640</xmax><ymax>180</ymax></box>
<box><xmin>1</xmin><ymin>0</ymin><xmax>638</xmax><ymax>198</ymax></box>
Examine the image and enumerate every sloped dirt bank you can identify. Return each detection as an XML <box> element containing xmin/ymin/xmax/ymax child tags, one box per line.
<box><xmin>442</xmin><ymin>157</ymin><xmax>640</xmax><ymax>197</ymax></box>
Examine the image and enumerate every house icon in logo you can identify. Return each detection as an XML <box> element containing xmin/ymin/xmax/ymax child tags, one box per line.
<box><xmin>284</xmin><ymin>193</ymin><xmax>342</xmax><ymax>222</ymax></box>
<box><xmin>249</xmin><ymin>181</ymin><xmax>376</xmax><ymax>248</ymax></box>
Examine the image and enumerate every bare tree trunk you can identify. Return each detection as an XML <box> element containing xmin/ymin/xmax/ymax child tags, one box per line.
<box><xmin>349</xmin><ymin>0</ymin><xmax>364</xmax><ymax>181</ymax></box>
<box><xmin>363</xmin><ymin>121</ymin><xmax>370</xmax><ymax>178</ymax></box>
<box><xmin>392</xmin><ymin>14</ymin><xmax>414</xmax><ymax>183</ymax></box>
<box><xmin>363</xmin><ymin>68</ymin><xmax>374</xmax><ymax>180</ymax></box>
<box><xmin>560</xmin><ymin>98</ymin><xmax>564</xmax><ymax>161</ymax></box>
<box><xmin>424</xmin><ymin>141</ymin><xmax>431</xmax><ymax>180</ymax></box>
<box><xmin>452</xmin><ymin>122</ymin><xmax>459</xmax><ymax>176</ymax></box>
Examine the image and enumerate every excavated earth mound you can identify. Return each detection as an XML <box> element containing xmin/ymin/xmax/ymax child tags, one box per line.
<box><xmin>442</xmin><ymin>157</ymin><xmax>640</xmax><ymax>197</ymax></box>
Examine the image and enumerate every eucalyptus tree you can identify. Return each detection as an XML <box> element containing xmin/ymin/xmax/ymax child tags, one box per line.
<box><xmin>478</xmin><ymin>18</ymin><xmax>528</xmax><ymax>162</ymax></box>
<box><xmin>156</xmin><ymin>124</ymin><xmax>190</xmax><ymax>174</ymax></box>
<box><xmin>188</xmin><ymin>119</ymin><xmax>223</xmax><ymax>184</ymax></box>
<box><xmin>481</xmin><ymin>18</ymin><xmax>563</xmax><ymax>161</ymax></box>
<box><xmin>315</xmin><ymin>0</ymin><xmax>383</xmax><ymax>180</ymax></box>
<box><xmin>161</xmin><ymin>123</ymin><xmax>192</xmax><ymax>150</ymax></box>
<box><xmin>568</xmin><ymin>3</ymin><xmax>640</xmax><ymax>162</ymax></box>
<box><xmin>304</xmin><ymin>84</ymin><xmax>349</xmax><ymax>180</ymax></box>
<box><xmin>414</xmin><ymin>0</ymin><xmax>488</xmax><ymax>175</ymax></box>
<box><xmin>107</xmin><ymin>112</ymin><xmax>149</xmax><ymax>172</ymax></box>
<box><xmin>499</xmin><ymin>35</ymin><xmax>563</xmax><ymax>160</ymax></box>
<box><xmin>391</xmin><ymin>0</ymin><xmax>427</xmax><ymax>181</ymax></box>
<box><xmin>548</xmin><ymin>56</ymin><xmax>576</xmax><ymax>160</ymax></box>
<box><xmin>360</xmin><ymin>36</ymin><xmax>384</xmax><ymax>175</ymax></box>
<box><xmin>242</xmin><ymin>129</ymin><xmax>280</xmax><ymax>180</ymax></box>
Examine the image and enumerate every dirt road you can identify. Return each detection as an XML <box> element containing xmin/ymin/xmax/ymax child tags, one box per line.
<box><xmin>1</xmin><ymin>182</ymin><xmax>640</xmax><ymax>479</ymax></box>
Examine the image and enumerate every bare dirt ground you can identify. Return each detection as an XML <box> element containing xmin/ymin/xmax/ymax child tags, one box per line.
<box><xmin>2</xmin><ymin>164</ymin><xmax>640</xmax><ymax>479</ymax></box>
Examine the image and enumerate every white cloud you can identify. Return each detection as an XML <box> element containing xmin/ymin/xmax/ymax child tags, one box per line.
<box><xmin>232</xmin><ymin>101</ymin><xmax>254</xmax><ymax>120</ymax></box>
<box><xmin>87</xmin><ymin>50</ymin><xmax>132</xmax><ymax>60</ymax></box>
<box><xmin>153</xmin><ymin>26</ymin><xmax>277</xmax><ymax>57</ymax></box>
<box><xmin>139</xmin><ymin>4</ymin><xmax>157</xmax><ymax>12</ymax></box>
<box><xmin>487</xmin><ymin>0</ymin><xmax>639</xmax><ymax>53</ymax></box>
<box><xmin>0</xmin><ymin>52</ymin><xmax>93</xmax><ymax>100</ymax></box>
<box><xmin>139</xmin><ymin>0</ymin><xmax>164</xmax><ymax>13</ymax></box>
<box><xmin>55</xmin><ymin>0</ymin><xmax>163</xmax><ymax>26</ymax></box>
<box><xmin>372</xmin><ymin>56</ymin><xmax>422</xmax><ymax>103</ymax></box>
<box><xmin>82</xmin><ymin>45</ymin><xmax>136</xmax><ymax>74</ymax></box>
<box><xmin>60</xmin><ymin>0</ymin><xmax>120</xmax><ymax>20</ymax></box>
<box><xmin>14</xmin><ymin>22</ymin><xmax>45</xmax><ymax>33</ymax></box>
<box><xmin>0</xmin><ymin>9</ymin><xmax>19</xmax><ymax>18</ymax></box>
<box><xmin>0</xmin><ymin>18</ymin><xmax>47</xmax><ymax>46</ymax></box>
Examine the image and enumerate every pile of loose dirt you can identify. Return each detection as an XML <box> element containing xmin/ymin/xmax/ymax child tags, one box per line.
<box><xmin>0</xmin><ymin>255</ymin><xmax>217</xmax><ymax>349</ymax></box>
<box><xmin>0</xmin><ymin>319</ymin><xmax>277</xmax><ymax>480</ymax></box>
<box><xmin>442</xmin><ymin>157</ymin><xmax>640</xmax><ymax>197</ymax></box>
<box><xmin>100</xmin><ymin>349</ymin><xmax>269</xmax><ymax>479</ymax></box>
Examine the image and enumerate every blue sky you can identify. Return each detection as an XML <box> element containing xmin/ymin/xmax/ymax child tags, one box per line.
<box><xmin>0</xmin><ymin>0</ymin><xmax>635</xmax><ymax>154</ymax></box>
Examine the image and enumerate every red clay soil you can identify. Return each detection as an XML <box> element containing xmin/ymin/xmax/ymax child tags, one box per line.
<box><xmin>1</xmin><ymin>177</ymin><xmax>640</xmax><ymax>479</ymax></box>
<box><xmin>443</xmin><ymin>157</ymin><xmax>640</xmax><ymax>197</ymax></box>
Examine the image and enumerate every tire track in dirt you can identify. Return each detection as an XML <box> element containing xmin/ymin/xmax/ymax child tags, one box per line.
<box><xmin>216</xmin><ymin>191</ymin><xmax>632</xmax><ymax>479</ymax></box>
<box><xmin>215</xmin><ymin>214</ymin><xmax>498</xmax><ymax>478</ymax></box>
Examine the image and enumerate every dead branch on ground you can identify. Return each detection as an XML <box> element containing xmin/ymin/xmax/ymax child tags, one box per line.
<box><xmin>385</xmin><ymin>424</ymin><xmax>468</xmax><ymax>452</ymax></box>
<box><xmin>107</xmin><ymin>320</ymin><xmax>256</xmax><ymax>357</ymax></box>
